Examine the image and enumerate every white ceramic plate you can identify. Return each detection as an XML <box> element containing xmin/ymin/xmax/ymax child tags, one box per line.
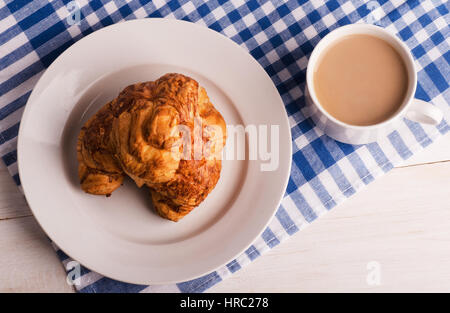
<box><xmin>18</xmin><ymin>19</ymin><xmax>291</xmax><ymax>285</ymax></box>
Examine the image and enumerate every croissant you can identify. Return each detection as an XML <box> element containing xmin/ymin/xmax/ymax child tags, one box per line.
<box><xmin>76</xmin><ymin>81</ymin><xmax>154</xmax><ymax>195</ymax></box>
<box><xmin>77</xmin><ymin>73</ymin><xmax>227</xmax><ymax>221</ymax></box>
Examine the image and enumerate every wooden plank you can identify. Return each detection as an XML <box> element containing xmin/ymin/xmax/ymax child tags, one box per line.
<box><xmin>0</xmin><ymin>216</ymin><xmax>74</xmax><ymax>292</ymax></box>
<box><xmin>210</xmin><ymin>162</ymin><xmax>450</xmax><ymax>292</ymax></box>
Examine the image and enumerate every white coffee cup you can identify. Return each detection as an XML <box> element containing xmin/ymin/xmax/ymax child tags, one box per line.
<box><xmin>305</xmin><ymin>24</ymin><xmax>443</xmax><ymax>145</ymax></box>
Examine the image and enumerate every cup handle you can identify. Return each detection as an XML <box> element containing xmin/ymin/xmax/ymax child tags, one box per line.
<box><xmin>404</xmin><ymin>99</ymin><xmax>443</xmax><ymax>125</ymax></box>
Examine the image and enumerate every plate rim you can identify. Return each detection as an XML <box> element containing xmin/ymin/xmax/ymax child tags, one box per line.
<box><xmin>17</xmin><ymin>18</ymin><xmax>292</xmax><ymax>285</ymax></box>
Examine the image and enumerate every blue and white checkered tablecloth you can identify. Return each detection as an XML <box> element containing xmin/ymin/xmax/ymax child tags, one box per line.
<box><xmin>0</xmin><ymin>0</ymin><xmax>448</xmax><ymax>292</ymax></box>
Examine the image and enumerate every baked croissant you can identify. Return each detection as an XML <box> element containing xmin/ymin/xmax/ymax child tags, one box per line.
<box><xmin>77</xmin><ymin>73</ymin><xmax>227</xmax><ymax>221</ymax></box>
<box><xmin>77</xmin><ymin>81</ymin><xmax>154</xmax><ymax>195</ymax></box>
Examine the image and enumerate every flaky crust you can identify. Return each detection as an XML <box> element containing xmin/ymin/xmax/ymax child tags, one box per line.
<box><xmin>77</xmin><ymin>73</ymin><xmax>226</xmax><ymax>221</ymax></box>
<box><xmin>76</xmin><ymin>82</ymin><xmax>155</xmax><ymax>195</ymax></box>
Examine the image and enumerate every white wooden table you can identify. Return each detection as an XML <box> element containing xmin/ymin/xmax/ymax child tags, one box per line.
<box><xmin>0</xmin><ymin>133</ymin><xmax>449</xmax><ymax>293</ymax></box>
